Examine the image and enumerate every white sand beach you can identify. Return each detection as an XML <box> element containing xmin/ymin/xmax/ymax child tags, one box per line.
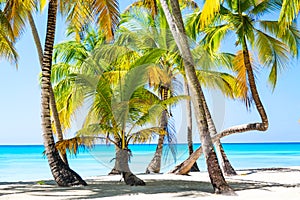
<box><xmin>0</xmin><ymin>167</ymin><xmax>299</xmax><ymax>200</ymax></box>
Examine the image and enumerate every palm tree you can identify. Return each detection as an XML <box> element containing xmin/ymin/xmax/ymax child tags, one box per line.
<box><xmin>3</xmin><ymin>0</ymin><xmax>121</xmax><ymax>185</ymax></box>
<box><xmin>73</xmin><ymin>54</ymin><xmax>185</xmax><ymax>185</ymax></box>
<box><xmin>159</xmin><ymin>0</ymin><xmax>234</xmax><ymax>194</ymax></box>
<box><xmin>121</xmin><ymin>4</ymin><xmax>243</xmax><ymax>175</ymax></box>
<box><xmin>119</xmin><ymin>7</ymin><xmax>180</xmax><ymax>174</ymax></box>
<box><xmin>40</xmin><ymin>0</ymin><xmax>87</xmax><ymax>186</ymax></box>
<box><xmin>174</xmin><ymin>0</ymin><xmax>300</xmax><ymax>175</ymax></box>
<box><xmin>199</xmin><ymin>0</ymin><xmax>300</xmax><ymax>138</ymax></box>
<box><xmin>52</xmin><ymin>27</ymin><xmax>107</xmax><ymax>131</ymax></box>
<box><xmin>128</xmin><ymin>0</ymin><xmax>241</xmax><ymax>177</ymax></box>
<box><xmin>2</xmin><ymin>0</ymin><xmax>75</xmax><ymax>165</ymax></box>
<box><xmin>169</xmin><ymin>41</ymin><xmax>246</xmax><ymax>175</ymax></box>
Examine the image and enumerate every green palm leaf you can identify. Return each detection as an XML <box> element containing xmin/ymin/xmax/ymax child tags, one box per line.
<box><xmin>259</xmin><ymin>21</ymin><xmax>300</xmax><ymax>57</ymax></box>
<box><xmin>255</xmin><ymin>29</ymin><xmax>290</xmax><ymax>88</ymax></box>
<box><xmin>278</xmin><ymin>0</ymin><xmax>300</xmax><ymax>29</ymax></box>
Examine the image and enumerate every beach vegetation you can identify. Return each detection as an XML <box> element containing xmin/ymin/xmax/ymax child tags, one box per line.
<box><xmin>38</xmin><ymin>0</ymin><xmax>121</xmax><ymax>187</ymax></box>
<box><xmin>74</xmin><ymin>55</ymin><xmax>184</xmax><ymax>185</ymax></box>
<box><xmin>0</xmin><ymin>6</ymin><xmax>18</xmax><ymax>65</ymax></box>
<box><xmin>173</xmin><ymin>0</ymin><xmax>300</xmax><ymax>176</ymax></box>
<box><xmin>159</xmin><ymin>0</ymin><xmax>235</xmax><ymax>194</ymax></box>
<box><xmin>1</xmin><ymin>0</ymin><xmax>300</xmax><ymax>196</ymax></box>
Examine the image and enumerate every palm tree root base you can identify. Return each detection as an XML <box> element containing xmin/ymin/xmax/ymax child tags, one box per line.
<box><xmin>223</xmin><ymin>162</ymin><xmax>237</xmax><ymax>176</ymax></box>
<box><xmin>206</xmin><ymin>151</ymin><xmax>235</xmax><ymax>195</ymax></box>
<box><xmin>122</xmin><ymin>172</ymin><xmax>146</xmax><ymax>186</ymax></box>
<box><xmin>145</xmin><ymin>164</ymin><xmax>160</xmax><ymax>174</ymax></box>
<box><xmin>190</xmin><ymin>162</ymin><xmax>200</xmax><ymax>172</ymax></box>
<box><xmin>108</xmin><ymin>168</ymin><xmax>121</xmax><ymax>175</ymax></box>
<box><xmin>55</xmin><ymin>166</ymin><xmax>87</xmax><ymax>187</ymax></box>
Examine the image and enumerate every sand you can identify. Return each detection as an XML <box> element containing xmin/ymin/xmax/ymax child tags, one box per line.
<box><xmin>0</xmin><ymin>167</ymin><xmax>299</xmax><ymax>200</ymax></box>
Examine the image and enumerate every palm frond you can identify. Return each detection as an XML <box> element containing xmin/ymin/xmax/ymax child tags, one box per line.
<box><xmin>55</xmin><ymin>136</ymin><xmax>95</xmax><ymax>156</ymax></box>
<box><xmin>278</xmin><ymin>0</ymin><xmax>300</xmax><ymax>30</ymax></box>
<box><xmin>258</xmin><ymin>21</ymin><xmax>300</xmax><ymax>57</ymax></box>
<box><xmin>163</xmin><ymin>117</ymin><xmax>177</xmax><ymax>163</ymax></box>
<box><xmin>179</xmin><ymin>0</ymin><xmax>198</xmax><ymax>9</ymax></box>
<box><xmin>202</xmin><ymin>24</ymin><xmax>231</xmax><ymax>53</ymax></box>
<box><xmin>249</xmin><ymin>0</ymin><xmax>281</xmax><ymax>16</ymax></box>
<box><xmin>0</xmin><ymin>9</ymin><xmax>18</xmax><ymax>65</ymax></box>
<box><xmin>184</xmin><ymin>10</ymin><xmax>200</xmax><ymax>40</ymax></box>
<box><xmin>92</xmin><ymin>0</ymin><xmax>120</xmax><ymax>41</ymax></box>
<box><xmin>130</xmin><ymin>127</ymin><xmax>166</xmax><ymax>144</ymax></box>
<box><xmin>232</xmin><ymin>50</ymin><xmax>252</xmax><ymax>108</ymax></box>
<box><xmin>255</xmin><ymin>29</ymin><xmax>290</xmax><ymax>89</ymax></box>
<box><xmin>197</xmin><ymin>70</ymin><xmax>237</xmax><ymax>98</ymax></box>
<box><xmin>200</xmin><ymin>0</ymin><xmax>220</xmax><ymax>29</ymax></box>
<box><xmin>53</xmin><ymin>41</ymin><xmax>89</xmax><ymax>64</ymax></box>
<box><xmin>0</xmin><ymin>9</ymin><xmax>15</xmax><ymax>41</ymax></box>
<box><xmin>0</xmin><ymin>29</ymin><xmax>18</xmax><ymax>65</ymax></box>
<box><xmin>61</xmin><ymin>1</ymin><xmax>92</xmax><ymax>41</ymax></box>
<box><xmin>4</xmin><ymin>0</ymin><xmax>36</xmax><ymax>38</ymax></box>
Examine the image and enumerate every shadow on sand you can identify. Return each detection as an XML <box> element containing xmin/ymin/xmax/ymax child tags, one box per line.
<box><xmin>1</xmin><ymin>168</ymin><xmax>299</xmax><ymax>199</ymax></box>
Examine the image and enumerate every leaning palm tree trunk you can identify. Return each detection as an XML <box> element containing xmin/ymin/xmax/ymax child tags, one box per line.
<box><xmin>202</xmin><ymin>97</ymin><xmax>237</xmax><ymax>176</ymax></box>
<box><xmin>41</xmin><ymin>0</ymin><xmax>86</xmax><ymax>186</ymax></box>
<box><xmin>170</xmin><ymin>37</ymin><xmax>268</xmax><ymax>175</ymax></box>
<box><xmin>28</xmin><ymin>12</ymin><xmax>68</xmax><ymax>166</ymax></box>
<box><xmin>146</xmin><ymin>88</ymin><xmax>169</xmax><ymax>173</ymax></box>
<box><xmin>172</xmin><ymin>84</ymin><xmax>236</xmax><ymax>175</ymax></box>
<box><xmin>146</xmin><ymin>134</ymin><xmax>165</xmax><ymax>173</ymax></box>
<box><xmin>159</xmin><ymin>0</ymin><xmax>233</xmax><ymax>194</ymax></box>
<box><xmin>185</xmin><ymin>82</ymin><xmax>200</xmax><ymax>172</ymax></box>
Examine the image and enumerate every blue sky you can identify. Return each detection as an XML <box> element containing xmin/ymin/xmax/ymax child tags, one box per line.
<box><xmin>0</xmin><ymin>1</ymin><xmax>299</xmax><ymax>145</ymax></box>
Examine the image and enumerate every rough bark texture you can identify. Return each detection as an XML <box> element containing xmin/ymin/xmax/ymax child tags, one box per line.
<box><xmin>115</xmin><ymin>148</ymin><xmax>145</xmax><ymax>186</ymax></box>
<box><xmin>41</xmin><ymin>0</ymin><xmax>86</xmax><ymax>186</ymax></box>
<box><xmin>215</xmin><ymin>141</ymin><xmax>237</xmax><ymax>176</ymax></box>
<box><xmin>206</xmin><ymin>149</ymin><xmax>233</xmax><ymax>194</ymax></box>
<box><xmin>28</xmin><ymin>12</ymin><xmax>68</xmax><ymax>166</ymax></box>
<box><xmin>146</xmin><ymin>134</ymin><xmax>165</xmax><ymax>173</ymax></box>
<box><xmin>159</xmin><ymin>0</ymin><xmax>234</xmax><ymax>194</ymax></box>
<box><xmin>146</xmin><ymin>88</ymin><xmax>169</xmax><ymax>173</ymax></box>
<box><xmin>185</xmin><ymin>82</ymin><xmax>200</xmax><ymax>172</ymax></box>
<box><xmin>242</xmin><ymin>37</ymin><xmax>268</xmax><ymax>131</ymax></box>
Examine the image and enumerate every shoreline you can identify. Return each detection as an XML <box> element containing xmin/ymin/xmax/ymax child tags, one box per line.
<box><xmin>1</xmin><ymin>167</ymin><xmax>299</xmax><ymax>200</ymax></box>
<box><xmin>1</xmin><ymin>141</ymin><xmax>300</xmax><ymax>146</ymax></box>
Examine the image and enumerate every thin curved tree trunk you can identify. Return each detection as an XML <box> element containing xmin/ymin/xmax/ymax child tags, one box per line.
<box><xmin>41</xmin><ymin>0</ymin><xmax>86</xmax><ymax>186</ymax></box>
<box><xmin>214</xmin><ymin>140</ymin><xmax>237</xmax><ymax>176</ymax></box>
<box><xmin>202</xmin><ymin>94</ymin><xmax>237</xmax><ymax>176</ymax></box>
<box><xmin>159</xmin><ymin>0</ymin><xmax>234</xmax><ymax>194</ymax></box>
<box><xmin>146</xmin><ymin>87</ymin><xmax>168</xmax><ymax>173</ymax></box>
<box><xmin>185</xmin><ymin>82</ymin><xmax>200</xmax><ymax>172</ymax></box>
<box><xmin>28</xmin><ymin>12</ymin><xmax>68</xmax><ymax>166</ymax></box>
<box><xmin>170</xmin><ymin>37</ymin><xmax>269</xmax><ymax>175</ymax></box>
<box><xmin>210</xmin><ymin>38</ymin><xmax>268</xmax><ymax>136</ymax></box>
<box><xmin>146</xmin><ymin>134</ymin><xmax>165</xmax><ymax>173</ymax></box>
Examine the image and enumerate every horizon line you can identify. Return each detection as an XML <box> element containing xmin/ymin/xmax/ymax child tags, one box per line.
<box><xmin>1</xmin><ymin>141</ymin><xmax>300</xmax><ymax>146</ymax></box>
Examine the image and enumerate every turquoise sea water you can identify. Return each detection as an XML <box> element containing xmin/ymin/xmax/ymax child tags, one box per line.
<box><xmin>0</xmin><ymin>143</ymin><xmax>299</xmax><ymax>182</ymax></box>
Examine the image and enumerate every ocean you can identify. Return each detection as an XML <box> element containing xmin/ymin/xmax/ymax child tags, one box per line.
<box><xmin>0</xmin><ymin>143</ymin><xmax>299</xmax><ymax>182</ymax></box>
